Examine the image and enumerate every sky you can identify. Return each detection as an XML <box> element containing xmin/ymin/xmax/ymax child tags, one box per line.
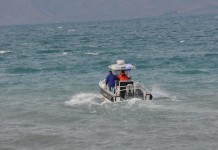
<box><xmin>0</xmin><ymin>0</ymin><xmax>218</xmax><ymax>25</ymax></box>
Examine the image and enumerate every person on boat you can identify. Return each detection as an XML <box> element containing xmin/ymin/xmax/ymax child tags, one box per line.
<box><xmin>117</xmin><ymin>70</ymin><xmax>129</xmax><ymax>81</ymax></box>
<box><xmin>106</xmin><ymin>71</ymin><xmax>118</xmax><ymax>91</ymax></box>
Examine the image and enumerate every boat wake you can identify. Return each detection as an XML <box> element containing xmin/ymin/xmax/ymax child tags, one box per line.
<box><xmin>65</xmin><ymin>85</ymin><xmax>179</xmax><ymax>110</ymax></box>
<box><xmin>65</xmin><ymin>93</ymin><xmax>106</xmax><ymax>107</ymax></box>
<box><xmin>65</xmin><ymin>92</ymin><xmax>161</xmax><ymax>109</ymax></box>
<box><xmin>123</xmin><ymin>98</ymin><xmax>161</xmax><ymax>109</ymax></box>
<box><xmin>151</xmin><ymin>85</ymin><xmax>180</xmax><ymax>101</ymax></box>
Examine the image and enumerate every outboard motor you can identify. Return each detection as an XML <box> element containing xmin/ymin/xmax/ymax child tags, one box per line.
<box><xmin>145</xmin><ymin>93</ymin><xmax>153</xmax><ymax>100</ymax></box>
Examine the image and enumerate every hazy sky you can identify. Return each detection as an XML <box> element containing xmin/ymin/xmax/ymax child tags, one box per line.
<box><xmin>0</xmin><ymin>0</ymin><xmax>218</xmax><ymax>25</ymax></box>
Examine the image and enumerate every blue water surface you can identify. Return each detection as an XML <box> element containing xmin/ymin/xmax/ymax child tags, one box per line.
<box><xmin>0</xmin><ymin>15</ymin><xmax>218</xmax><ymax>150</ymax></box>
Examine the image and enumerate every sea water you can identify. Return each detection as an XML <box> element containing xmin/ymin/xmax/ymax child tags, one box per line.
<box><xmin>0</xmin><ymin>15</ymin><xmax>218</xmax><ymax>150</ymax></box>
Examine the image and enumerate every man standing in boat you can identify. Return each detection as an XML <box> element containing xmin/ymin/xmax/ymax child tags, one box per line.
<box><xmin>106</xmin><ymin>71</ymin><xmax>118</xmax><ymax>91</ymax></box>
<box><xmin>117</xmin><ymin>70</ymin><xmax>129</xmax><ymax>81</ymax></box>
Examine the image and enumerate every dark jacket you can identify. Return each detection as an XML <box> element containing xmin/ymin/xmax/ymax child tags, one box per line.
<box><xmin>106</xmin><ymin>72</ymin><xmax>117</xmax><ymax>88</ymax></box>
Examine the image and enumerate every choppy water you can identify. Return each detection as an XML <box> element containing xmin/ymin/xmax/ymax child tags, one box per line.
<box><xmin>0</xmin><ymin>15</ymin><xmax>218</xmax><ymax>150</ymax></box>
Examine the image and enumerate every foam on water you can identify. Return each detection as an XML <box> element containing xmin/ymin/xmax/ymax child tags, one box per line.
<box><xmin>84</xmin><ymin>52</ymin><xmax>100</xmax><ymax>56</ymax></box>
<box><xmin>68</xmin><ymin>29</ymin><xmax>76</xmax><ymax>32</ymax></box>
<box><xmin>62</xmin><ymin>52</ymin><xmax>68</xmax><ymax>55</ymax></box>
<box><xmin>65</xmin><ymin>92</ymin><xmax>163</xmax><ymax>111</ymax></box>
<box><xmin>125</xmin><ymin>98</ymin><xmax>161</xmax><ymax>109</ymax></box>
<box><xmin>151</xmin><ymin>85</ymin><xmax>177</xmax><ymax>100</ymax></box>
<box><xmin>65</xmin><ymin>93</ymin><xmax>104</xmax><ymax>107</ymax></box>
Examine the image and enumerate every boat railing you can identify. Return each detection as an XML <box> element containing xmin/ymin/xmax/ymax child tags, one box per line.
<box><xmin>100</xmin><ymin>79</ymin><xmax>151</xmax><ymax>94</ymax></box>
<box><xmin>116</xmin><ymin>80</ymin><xmax>149</xmax><ymax>91</ymax></box>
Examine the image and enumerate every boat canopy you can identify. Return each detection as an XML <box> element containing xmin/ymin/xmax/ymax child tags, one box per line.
<box><xmin>108</xmin><ymin>60</ymin><xmax>136</xmax><ymax>71</ymax></box>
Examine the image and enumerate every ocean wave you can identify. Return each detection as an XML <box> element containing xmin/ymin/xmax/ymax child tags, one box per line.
<box><xmin>36</xmin><ymin>50</ymin><xmax>61</xmax><ymax>54</ymax></box>
<box><xmin>174</xmin><ymin>69</ymin><xmax>210</xmax><ymax>75</ymax></box>
<box><xmin>68</xmin><ymin>29</ymin><xmax>76</xmax><ymax>32</ymax></box>
<box><xmin>0</xmin><ymin>51</ymin><xmax>12</xmax><ymax>54</ymax></box>
<box><xmin>84</xmin><ymin>52</ymin><xmax>100</xmax><ymax>56</ymax></box>
<box><xmin>204</xmin><ymin>53</ymin><xmax>218</xmax><ymax>58</ymax></box>
<box><xmin>62</xmin><ymin>52</ymin><xmax>68</xmax><ymax>55</ymax></box>
<box><xmin>7</xmin><ymin>67</ymin><xmax>40</xmax><ymax>74</ymax></box>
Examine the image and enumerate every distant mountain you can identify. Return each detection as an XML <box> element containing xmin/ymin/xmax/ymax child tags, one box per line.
<box><xmin>0</xmin><ymin>0</ymin><xmax>218</xmax><ymax>25</ymax></box>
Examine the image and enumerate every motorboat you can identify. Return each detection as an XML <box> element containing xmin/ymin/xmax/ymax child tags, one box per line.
<box><xmin>99</xmin><ymin>60</ymin><xmax>153</xmax><ymax>102</ymax></box>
